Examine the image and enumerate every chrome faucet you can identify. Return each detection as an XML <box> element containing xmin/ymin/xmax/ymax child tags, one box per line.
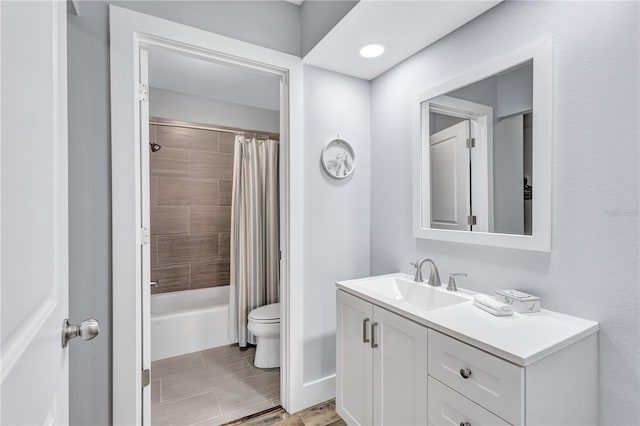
<box><xmin>410</xmin><ymin>258</ymin><xmax>442</xmax><ymax>286</ymax></box>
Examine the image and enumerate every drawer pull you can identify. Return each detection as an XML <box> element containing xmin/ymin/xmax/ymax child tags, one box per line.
<box><xmin>363</xmin><ymin>318</ymin><xmax>370</xmax><ymax>343</ymax></box>
<box><xmin>460</xmin><ymin>368</ymin><xmax>472</xmax><ymax>379</ymax></box>
<box><xmin>371</xmin><ymin>322</ymin><xmax>379</xmax><ymax>348</ymax></box>
<box><xmin>460</xmin><ymin>423</ymin><xmax>471</xmax><ymax>426</ymax></box>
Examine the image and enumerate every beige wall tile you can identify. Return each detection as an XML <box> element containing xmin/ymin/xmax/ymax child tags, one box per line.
<box><xmin>218</xmin><ymin>132</ymin><xmax>235</xmax><ymax>154</ymax></box>
<box><xmin>151</xmin><ymin>263</ymin><xmax>190</xmax><ymax>293</ymax></box>
<box><xmin>151</xmin><ymin>379</ymin><xmax>161</xmax><ymax>405</ymax></box>
<box><xmin>219</xmin><ymin>233</ymin><xmax>230</xmax><ymax>260</ymax></box>
<box><xmin>151</xmin><ymin>207</ymin><xmax>190</xmax><ymax>235</ymax></box>
<box><xmin>157</xmin><ymin>178</ymin><xmax>218</xmax><ymax>206</ymax></box>
<box><xmin>150</xmin><ymin>148</ymin><xmax>189</xmax><ymax>177</ymax></box>
<box><xmin>191</xmin><ymin>260</ymin><xmax>230</xmax><ymax>288</ymax></box>
<box><xmin>190</xmin><ymin>207</ymin><xmax>232</xmax><ymax>235</ymax></box>
<box><xmin>151</xmin><ymin>236</ymin><xmax>158</xmax><ymax>266</ymax></box>
<box><xmin>158</xmin><ymin>235</ymin><xmax>219</xmax><ymax>264</ymax></box>
<box><xmin>156</xmin><ymin>125</ymin><xmax>218</xmax><ymax>152</ymax></box>
<box><xmin>219</xmin><ymin>180</ymin><xmax>233</xmax><ymax>206</ymax></box>
<box><xmin>150</xmin><ymin>176</ymin><xmax>157</xmax><ymax>207</ymax></box>
<box><xmin>190</xmin><ymin>151</ymin><xmax>234</xmax><ymax>180</ymax></box>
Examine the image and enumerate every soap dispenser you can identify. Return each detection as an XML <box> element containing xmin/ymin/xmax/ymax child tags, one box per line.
<box><xmin>447</xmin><ymin>273</ymin><xmax>467</xmax><ymax>292</ymax></box>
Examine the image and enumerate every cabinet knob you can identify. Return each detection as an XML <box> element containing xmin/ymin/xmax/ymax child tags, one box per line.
<box><xmin>460</xmin><ymin>422</ymin><xmax>471</xmax><ymax>426</ymax></box>
<box><xmin>459</xmin><ymin>368</ymin><xmax>472</xmax><ymax>379</ymax></box>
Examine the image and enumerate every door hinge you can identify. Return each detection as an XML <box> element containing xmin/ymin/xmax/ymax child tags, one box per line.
<box><xmin>139</xmin><ymin>83</ymin><xmax>148</xmax><ymax>102</ymax></box>
<box><xmin>467</xmin><ymin>215</ymin><xmax>477</xmax><ymax>226</ymax></box>
<box><xmin>139</xmin><ymin>227</ymin><xmax>150</xmax><ymax>245</ymax></box>
<box><xmin>466</xmin><ymin>137</ymin><xmax>476</xmax><ymax>148</ymax></box>
<box><xmin>142</xmin><ymin>369</ymin><xmax>150</xmax><ymax>388</ymax></box>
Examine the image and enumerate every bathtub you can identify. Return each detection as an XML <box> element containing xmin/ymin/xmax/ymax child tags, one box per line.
<box><xmin>151</xmin><ymin>286</ymin><xmax>235</xmax><ymax>361</ymax></box>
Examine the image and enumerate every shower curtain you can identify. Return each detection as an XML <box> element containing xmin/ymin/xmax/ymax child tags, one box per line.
<box><xmin>229</xmin><ymin>135</ymin><xmax>280</xmax><ymax>347</ymax></box>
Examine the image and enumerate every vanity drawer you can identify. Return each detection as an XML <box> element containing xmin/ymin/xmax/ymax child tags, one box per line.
<box><xmin>428</xmin><ymin>377</ymin><xmax>511</xmax><ymax>426</ymax></box>
<box><xmin>428</xmin><ymin>330</ymin><xmax>524</xmax><ymax>425</ymax></box>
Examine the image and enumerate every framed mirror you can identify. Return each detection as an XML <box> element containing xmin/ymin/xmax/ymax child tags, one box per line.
<box><xmin>413</xmin><ymin>40</ymin><xmax>552</xmax><ymax>251</ymax></box>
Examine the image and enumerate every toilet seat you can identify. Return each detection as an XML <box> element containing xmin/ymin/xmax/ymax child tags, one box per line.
<box><xmin>248</xmin><ymin>303</ymin><xmax>280</xmax><ymax>323</ymax></box>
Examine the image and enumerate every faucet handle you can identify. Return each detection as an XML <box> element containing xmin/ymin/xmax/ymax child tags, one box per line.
<box><xmin>409</xmin><ymin>261</ymin><xmax>423</xmax><ymax>282</ymax></box>
<box><xmin>447</xmin><ymin>273</ymin><xmax>467</xmax><ymax>292</ymax></box>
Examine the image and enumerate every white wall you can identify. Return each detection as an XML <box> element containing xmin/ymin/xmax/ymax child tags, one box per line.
<box><xmin>369</xmin><ymin>2</ymin><xmax>639</xmax><ymax>424</ymax></box>
<box><xmin>149</xmin><ymin>88</ymin><xmax>279</xmax><ymax>133</ymax></box>
<box><xmin>303</xmin><ymin>65</ymin><xmax>370</xmax><ymax>384</ymax></box>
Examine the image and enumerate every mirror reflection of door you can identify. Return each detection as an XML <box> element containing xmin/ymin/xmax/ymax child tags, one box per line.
<box><xmin>424</xmin><ymin>61</ymin><xmax>534</xmax><ymax>236</ymax></box>
<box><xmin>429</xmin><ymin>120</ymin><xmax>471</xmax><ymax>231</ymax></box>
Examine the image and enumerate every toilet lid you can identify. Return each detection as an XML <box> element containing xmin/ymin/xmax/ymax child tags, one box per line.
<box><xmin>249</xmin><ymin>303</ymin><xmax>280</xmax><ymax>321</ymax></box>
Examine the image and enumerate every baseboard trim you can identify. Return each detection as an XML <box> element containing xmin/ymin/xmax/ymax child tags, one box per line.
<box><xmin>297</xmin><ymin>374</ymin><xmax>336</xmax><ymax>411</ymax></box>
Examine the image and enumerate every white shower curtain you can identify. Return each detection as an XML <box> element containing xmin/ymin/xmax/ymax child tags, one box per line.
<box><xmin>228</xmin><ymin>135</ymin><xmax>280</xmax><ymax>347</ymax></box>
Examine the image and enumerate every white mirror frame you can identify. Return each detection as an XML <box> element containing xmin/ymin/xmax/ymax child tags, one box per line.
<box><xmin>413</xmin><ymin>39</ymin><xmax>552</xmax><ymax>252</ymax></box>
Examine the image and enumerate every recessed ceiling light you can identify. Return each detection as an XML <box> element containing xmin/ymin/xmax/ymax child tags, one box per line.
<box><xmin>359</xmin><ymin>43</ymin><xmax>385</xmax><ymax>58</ymax></box>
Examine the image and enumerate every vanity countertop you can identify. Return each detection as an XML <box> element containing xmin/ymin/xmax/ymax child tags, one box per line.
<box><xmin>336</xmin><ymin>272</ymin><xmax>599</xmax><ymax>367</ymax></box>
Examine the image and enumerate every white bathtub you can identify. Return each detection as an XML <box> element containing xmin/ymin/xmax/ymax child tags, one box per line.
<box><xmin>151</xmin><ymin>286</ymin><xmax>234</xmax><ymax>361</ymax></box>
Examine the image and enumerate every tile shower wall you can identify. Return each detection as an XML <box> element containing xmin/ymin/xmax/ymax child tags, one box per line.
<box><xmin>149</xmin><ymin>120</ymin><xmax>236</xmax><ymax>294</ymax></box>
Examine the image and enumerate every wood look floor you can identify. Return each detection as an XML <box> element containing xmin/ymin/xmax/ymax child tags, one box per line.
<box><xmin>221</xmin><ymin>400</ymin><xmax>345</xmax><ymax>426</ymax></box>
<box><xmin>151</xmin><ymin>345</ymin><xmax>280</xmax><ymax>426</ymax></box>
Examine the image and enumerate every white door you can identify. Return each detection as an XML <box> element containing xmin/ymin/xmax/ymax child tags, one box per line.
<box><xmin>336</xmin><ymin>291</ymin><xmax>373</xmax><ymax>426</ymax></box>
<box><xmin>139</xmin><ymin>48</ymin><xmax>152</xmax><ymax>426</ymax></box>
<box><xmin>372</xmin><ymin>306</ymin><xmax>428</xmax><ymax>426</ymax></box>
<box><xmin>1</xmin><ymin>1</ymin><xmax>70</xmax><ymax>424</ymax></box>
<box><xmin>430</xmin><ymin>120</ymin><xmax>471</xmax><ymax>231</ymax></box>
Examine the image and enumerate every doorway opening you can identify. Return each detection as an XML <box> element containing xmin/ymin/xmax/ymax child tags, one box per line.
<box><xmin>143</xmin><ymin>47</ymin><xmax>282</xmax><ymax>424</ymax></box>
<box><xmin>110</xmin><ymin>8</ymin><xmax>305</xmax><ymax>423</ymax></box>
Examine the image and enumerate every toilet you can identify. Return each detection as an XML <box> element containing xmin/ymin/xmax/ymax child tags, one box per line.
<box><xmin>247</xmin><ymin>302</ymin><xmax>280</xmax><ymax>368</ymax></box>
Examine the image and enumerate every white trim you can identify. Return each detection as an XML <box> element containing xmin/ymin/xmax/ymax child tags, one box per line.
<box><xmin>109</xmin><ymin>7</ymin><xmax>304</xmax><ymax>424</ymax></box>
<box><xmin>413</xmin><ymin>39</ymin><xmax>552</xmax><ymax>252</ymax></box>
<box><xmin>301</xmin><ymin>375</ymin><xmax>336</xmax><ymax>407</ymax></box>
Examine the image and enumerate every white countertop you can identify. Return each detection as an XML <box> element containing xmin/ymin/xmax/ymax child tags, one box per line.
<box><xmin>336</xmin><ymin>272</ymin><xmax>599</xmax><ymax>367</ymax></box>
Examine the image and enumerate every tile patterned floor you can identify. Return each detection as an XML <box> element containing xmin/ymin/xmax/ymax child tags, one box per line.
<box><xmin>151</xmin><ymin>345</ymin><xmax>281</xmax><ymax>426</ymax></box>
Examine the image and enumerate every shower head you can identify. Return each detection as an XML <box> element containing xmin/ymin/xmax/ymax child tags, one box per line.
<box><xmin>149</xmin><ymin>141</ymin><xmax>162</xmax><ymax>152</ymax></box>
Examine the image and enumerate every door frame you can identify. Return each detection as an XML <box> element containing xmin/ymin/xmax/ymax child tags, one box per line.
<box><xmin>426</xmin><ymin>95</ymin><xmax>494</xmax><ymax>232</ymax></box>
<box><xmin>109</xmin><ymin>6</ymin><xmax>304</xmax><ymax>424</ymax></box>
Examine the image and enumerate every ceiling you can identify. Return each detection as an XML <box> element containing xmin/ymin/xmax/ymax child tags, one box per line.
<box><xmin>148</xmin><ymin>48</ymin><xmax>280</xmax><ymax>111</ymax></box>
<box><xmin>303</xmin><ymin>1</ymin><xmax>502</xmax><ymax>80</ymax></box>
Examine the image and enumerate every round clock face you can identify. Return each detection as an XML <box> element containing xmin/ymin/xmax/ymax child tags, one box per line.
<box><xmin>321</xmin><ymin>139</ymin><xmax>355</xmax><ymax>179</ymax></box>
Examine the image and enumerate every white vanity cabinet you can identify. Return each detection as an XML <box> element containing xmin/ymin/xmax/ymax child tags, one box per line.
<box><xmin>336</xmin><ymin>282</ymin><xmax>598</xmax><ymax>426</ymax></box>
<box><xmin>336</xmin><ymin>290</ymin><xmax>428</xmax><ymax>426</ymax></box>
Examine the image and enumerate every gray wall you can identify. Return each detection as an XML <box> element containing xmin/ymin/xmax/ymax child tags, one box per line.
<box><xmin>302</xmin><ymin>65</ymin><xmax>370</xmax><ymax>383</ymax></box>
<box><xmin>150</xmin><ymin>88</ymin><xmax>280</xmax><ymax>133</ymax></box>
<box><xmin>67</xmin><ymin>2</ymin><xmax>299</xmax><ymax>425</ymax></box>
<box><xmin>300</xmin><ymin>0</ymin><xmax>358</xmax><ymax>57</ymax></box>
<box><xmin>369</xmin><ymin>2</ymin><xmax>639</xmax><ymax>424</ymax></box>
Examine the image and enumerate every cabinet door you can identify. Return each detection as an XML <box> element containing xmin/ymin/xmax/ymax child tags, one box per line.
<box><xmin>336</xmin><ymin>291</ymin><xmax>373</xmax><ymax>426</ymax></box>
<box><xmin>372</xmin><ymin>306</ymin><xmax>428</xmax><ymax>426</ymax></box>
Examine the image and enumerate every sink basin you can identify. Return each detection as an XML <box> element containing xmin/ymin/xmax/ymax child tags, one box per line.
<box><xmin>351</xmin><ymin>275</ymin><xmax>470</xmax><ymax>312</ymax></box>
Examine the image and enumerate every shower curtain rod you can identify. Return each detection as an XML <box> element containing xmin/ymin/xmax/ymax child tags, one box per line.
<box><xmin>149</xmin><ymin>120</ymin><xmax>278</xmax><ymax>140</ymax></box>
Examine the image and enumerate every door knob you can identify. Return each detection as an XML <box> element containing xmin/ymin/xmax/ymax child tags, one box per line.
<box><xmin>61</xmin><ymin>318</ymin><xmax>99</xmax><ymax>348</ymax></box>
